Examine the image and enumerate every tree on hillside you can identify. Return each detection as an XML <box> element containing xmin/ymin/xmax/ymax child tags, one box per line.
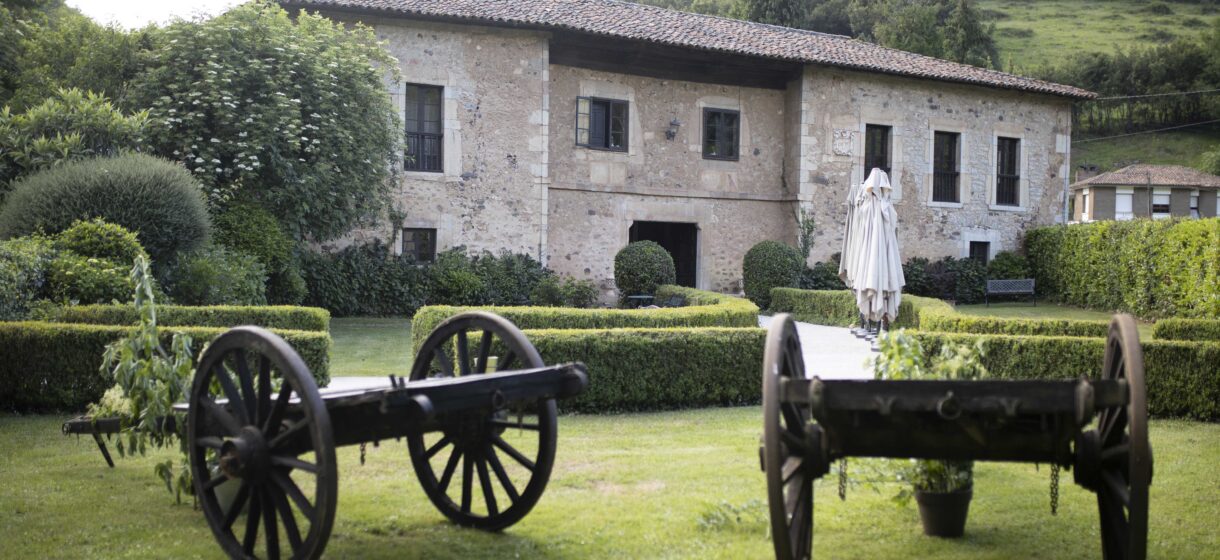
<box><xmin>730</xmin><ymin>0</ymin><xmax>852</xmax><ymax>35</ymax></box>
<box><xmin>0</xmin><ymin>0</ymin><xmax>67</xmax><ymax>105</ymax></box>
<box><xmin>942</xmin><ymin>0</ymin><xmax>998</xmax><ymax>68</ymax></box>
<box><xmin>130</xmin><ymin>1</ymin><xmax>402</xmax><ymax>242</ymax></box>
<box><xmin>872</xmin><ymin>2</ymin><xmax>944</xmax><ymax>58</ymax></box>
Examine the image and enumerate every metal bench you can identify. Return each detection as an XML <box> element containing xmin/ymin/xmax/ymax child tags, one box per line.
<box><xmin>986</xmin><ymin>278</ymin><xmax>1035</xmax><ymax>306</ymax></box>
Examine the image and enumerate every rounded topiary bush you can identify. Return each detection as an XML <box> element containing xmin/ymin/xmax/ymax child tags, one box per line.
<box><xmin>614</xmin><ymin>241</ymin><xmax>675</xmax><ymax>302</ymax></box>
<box><xmin>743</xmin><ymin>240</ymin><xmax>802</xmax><ymax>309</ymax></box>
<box><xmin>53</xmin><ymin>218</ymin><xmax>147</xmax><ymax>265</ymax></box>
<box><xmin>0</xmin><ymin>154</ymin><xmax>210</xmax><ymax>265</ymax></box>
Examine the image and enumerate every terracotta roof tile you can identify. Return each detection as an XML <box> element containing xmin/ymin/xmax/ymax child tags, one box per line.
<box><xmin>1072</xmin><ymin>164</ymin><xmax>1220</xmax><ymax>189</ymax></box>
<box><xmin>280</xmin><ymin>0</ymin><xmax>1094</xmax><ymax>99</ymax></box>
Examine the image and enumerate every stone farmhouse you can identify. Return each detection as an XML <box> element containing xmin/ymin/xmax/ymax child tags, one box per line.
<box><xmin>1070</xmin><ymin>164</ymin><xmax>1220</xmax><ymax>222</ymax></box>
<box><xmin>285</xmin><ymin>0</ymin><xmax>1093</xmax><ymax>295</ymax></box>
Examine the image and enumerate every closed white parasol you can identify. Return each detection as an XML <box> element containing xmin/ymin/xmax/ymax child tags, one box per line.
<box><xmin>850</xmin><ymin>169</ymin><xmax>905</xmax><ymax>324</ymax></box>
<box><xmin>838</xmin><ymin>180</ymin><xmax>861</xmax><ymax>288</ymax></box>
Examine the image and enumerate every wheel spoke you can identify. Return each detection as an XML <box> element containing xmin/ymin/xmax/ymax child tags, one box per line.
<box><xmin>1101</xmin><ymin>406</ymin><xmax>1126</xmax><ymax>444</ymax></box>
<box><xmin>499</xmin><ymin>351</ymin><xmax>517</xmax><ymax>371</ymax></box>
<box><xmin>476</xmin><ymin>458</ymin><xmax>499</xmax><ymax>516</ymax></box>
<box><xmin>213</xmin><ymin>363</ymin><xmax>249</xmax><ymax>425</ymax></box>
<box><xmin>268</xmin><ymin>482</ymin><xmax>303</xmax><ymax>554</ymax></box>
<box><xmin>263</xmin><ymin>382</ymin><xmax>294</xmax><ymax>437</ymax></box>
<box><xmin>784</xmin><ymin>471</ymin><xmax>806</xmax><ymax>518</ymax></box>
<box><xmin>486</xmin><ymin>447</ymin><xmax>520</xmax><ymax>503</ymax></box>
<box><xmin>203</xmin><ymin>473</ymin><xmax>230</xmax><ymax>491</ymax></box>
<box><xmin>257</xmin><ymin>356</ymin><xmax>272</xmax><ymax>426</ymax></box>
<box><xmin>269</xmin><ymin>419</ymin><xmax>309</xmax><ymax>449</ymax></box>
<box><xmin>431</xmin><ymin>346</ymin><xmax>455</xmax><ymax>377</ymax></box>
<box><xmin>200</xmin><ymin>397</ymin><xmax>243</xmax><ymax>436</ymax></box>
<box><xmin>782</xmin><ymin>456</ymin><xmax>804</xmax><ymax>485</ymax></box>
<box><xmin>242</xmin><ymin>489</ymin><xmax>262</xmax><ymax>555</ymax></box>
<box><xmin>461</xmin><ymin>454</ymin><xmax>474</xmax><ymax>514</ymax></box>
<box><xmin>271</xmin><ymin>455</ymin><xmax>318</xmax><ymax>474</ymax></box>
<box><xmin>1101</xmin><ymin>470</ymin><xmax>1131</xmax><ymax>508</ymax></box>
<box><xmin>456</xmin><ymin>330</ymin><xmax>472</xmax><ymax>376</ymax></box>
<box><xmin>476</xmin><ymin>330</ymin><xmax>494</xmax><ymax>374</ymax></box>
<box><xmin>1101</xmin><ymin>442</ymin><xmax>1130</xmax><ymax>465</ymax></box>
<box><xmin>262</xmin><ymin>487</ymin><xmax>280</xmax><ymax>560</ymax></box>
<box><xmin>491</xmin><ymin>434</ymin><xmax>535</xmax><ymax>472</ymax></box>
<box><xmin>780</xmin><ymin>430</ymin><xmax>807</xmax><ymax>456</ymax></box>
<box><xmin>197</xmin><ymin>436</ymin><xmax>225</xmax><ymax>450</ymax></box>
<box><xmin>236</xmin><ymin>350</ymin><xmax>257</xmax><ymax>424</ymax></box>
<box><xmin>270</xmin><ymin>470</ymin><xmax>315</xmax><ymax>520</ymax></box>
<box><xmin>221</xmin><ymin>482</ymin><xmax>250</xmax><ymax>530</ymax></box>
<box><xmin>438</xmin><ymin>449</ymin><xmax>463</xmax><ymax>492</ymax></box>
<box><xmin>489</xmin><ymin>419</ymin><xmax>540</xmax><ymax>431</ymax></box>
<box><xmin>424</xmin><ymin>435</ymin><xmax>452</xmax><ymax>460</ymax></box>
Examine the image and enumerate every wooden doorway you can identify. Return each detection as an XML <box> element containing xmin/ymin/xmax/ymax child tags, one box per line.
<box><xmin>629</xmin><ymin>221</ymin><xmax>698</xmax><ymax>287</ymax></box>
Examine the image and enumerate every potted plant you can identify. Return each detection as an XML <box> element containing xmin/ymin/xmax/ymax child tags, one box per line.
<box><xmin>873</xmin><ymin>330</ymin><xmax>987</xmax><ymax>538</ymax></box>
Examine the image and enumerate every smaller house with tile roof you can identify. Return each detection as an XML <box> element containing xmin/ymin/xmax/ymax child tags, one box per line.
<box><xmin>1070</xmin><ymin>164</ymin><xmax>1220</xmax><ymax>222</ymax></box>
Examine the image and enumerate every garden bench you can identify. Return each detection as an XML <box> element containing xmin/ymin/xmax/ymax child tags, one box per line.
<box><xmin>985</xmin><ymin>278</ymin><xmax>1036</xmax><ymax>306</ymax></box>
<box><xmin>758</xmin><ymin>314</ymin><xmax>1151</xmax><ymax>560</ymax></box>
<box><xmin>63</xmin><ymin>312</ymin><xmax>588</xmax><ymax>560</ymax></box>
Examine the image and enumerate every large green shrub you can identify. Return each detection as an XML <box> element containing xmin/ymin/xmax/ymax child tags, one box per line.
<box><xmin>0</xmin><ymin>88</ymin><xmax>147</xmax><ymax>191</ymax></box>
<box><xmin>52</xmin><ymin>218</ymin><xmax>146</xmax><ymax>264</ymax></box>
<box><xmin>301</xmin><ymin>241</ymin><xmax>429</xmax><ymax>317</ymax></box>
<box><xmin>213</xmin><ymin>202</ymin><xmax>304</xmax><ymax>304</ymax></box>
<box><xmin>0</xmin><ymin>154</ymin><xmax>210</xmax><ymax>264</ymax></box>
<box><xmin>800</xmin><ymin>253</ymin><xmax>847</xmax><ymax>291</ymax></box>
<box><xmin>530</xmin><ymin>274</ymin><xmax>599</xmax><ymax>308</ymax></box>
<box><xmin>34</xmin><ymin>304</ymin><xmax>330</xmax><ymax>332</ymax></box>
<box><xmin>986</xmin><ymin>251</ymin><xmax>1031</xmax><ymax>280</ymax></box>
<box><xmin>0</xmin><ymin>235</ymin><xmax>54</xmax><ymax>319</ymax></box>
<box><xmin>614</xmin><ymin>241</ymin><xmax>676</xmax><ymax>301</ymax></box>
<box><xmin>131</xmin><ymin>2</ymin><xmax>401</xmax><ymax>241</ymax></box>
<box><xmin>742</xmin><ymin>240</ymin><xmax>802</xmax><ymax>309</ymax></box>
<box><xmin>0</xmin><ymin>321</ymin><xmax>330</xmax><ymax>411</ymax></box>
<box><xmin>920</xmin><ymin>256</ymin><xmax>986</xmax><ymax>304</ymax></box>
<box><xmin>429</xmin><ymin>249</ymin><xmax>487</xmax><ymax>306</ymax></box>
<box><xmin>45</xmin><ymin>253</ymin><xmax>130</xmax><ymax>304</ymax></box>
<box><xmin>472</xmin><ymin>251</ymin><xmax>549</xmax><ymax>306</ymax></box>
<box><xmin>1153</xmin><ymin>319</ymin><xmax>1220</xmax><ymax>341</ymax></box>
<box><xmin>1026</xmin><ymin>219</ymin><xmax>1220</xmax><ymax>319</ymax></box>
<box><xmin>163</xmin><ymin>245</ymin><xmax>267</xmax><ymax>306</ymax></box>
<box><xmin>912</xmin><ymin>331</ymin><xmax>1220</xmax><ymax>420</ymax></box>
<box><xmin>526</xmin><ymin>327</ymin><xmax>766</xmax><ymax>411</ymax></box>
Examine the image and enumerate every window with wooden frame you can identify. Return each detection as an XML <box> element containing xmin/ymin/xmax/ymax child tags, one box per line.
<box><xmin>404</xmin><ymin>84</ymin><xmax>443</xmax><ymax>172</ymax></box>
<box><xmin>995</xmin><ymin>136</ymin><xmax>1021</xmax><ymax>206</ymax></box>
<box><xmin>864</xmin><ymin>124</ymin><xmax>891</xmax><ymax>179</ymax></box>
<box><xmin>702</xmin><ymin>108</ymin><xmax>739</xmax><ymax>160</ymax></box>
<box><xmin>969</xmin><ymin>241</ymin><xmax>991</xmax><ymax>264</ymax></box>
<box><xmin>576</xmin><ymin>97</ymin><xmax>628</xmax><ymax>151</ymax></box>
<box><xmin>932</xmin><ymin>131</ymin><xmax>960</xmax><ymax>203</ymax></box>
<box><xmin>401</xmin><ymin>228</ymin><xmax>437</xmax><ymax>262</ymax></box>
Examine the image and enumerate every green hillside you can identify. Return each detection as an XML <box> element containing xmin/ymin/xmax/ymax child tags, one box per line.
<box><xmin>1073</xmin><ymin>125</ymin><xmax>1220</xmax><ymax>173</ymax></box>
<box><xmin>981</xmin><ymin>0</ymin><xmax>1217</xmax><ymax>72</ymax></box>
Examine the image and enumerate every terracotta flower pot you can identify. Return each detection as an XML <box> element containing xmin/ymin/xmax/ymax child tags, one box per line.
<box><xmin>914</xmin><ymin>488</ymin><xmax>972</xmax><ymax>538</ymax></box>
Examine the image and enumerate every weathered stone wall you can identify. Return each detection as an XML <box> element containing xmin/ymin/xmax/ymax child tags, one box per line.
<box><xmin>317</xmin><ymin>17</ymin><xmax>551</xmax><ymax>258</ymax></box>
<box><xmin>797</xmin><ymin>67</ymin><xmax>1074</xmax><ymax>264</ymax></box>
<box><xmin>545</xmin><ymin>64</ymin><xmax>795</xmax><ymax>294</ymax></box>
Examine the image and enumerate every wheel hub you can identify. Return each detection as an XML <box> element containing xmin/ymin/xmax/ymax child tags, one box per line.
<box><xmin>218</xmin><ymin>426</ymin><xmax>271</xmax><ymax>482</ymax></box>
<box><xmin>1073</xmin><ymin>428</ymin><xmax>1102</xmax><ymax>492</ymax></box>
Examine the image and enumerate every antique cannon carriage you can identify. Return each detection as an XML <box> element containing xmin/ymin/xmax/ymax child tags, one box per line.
<box><xmin>759</xmin><ymin>314</ymin><xmax>1152</xmax><ymax>560</ymax></box>
<box><xmin>64</xmin><ymin>312</ymin><xmax>588</xmax><ymax>560</ymax></box>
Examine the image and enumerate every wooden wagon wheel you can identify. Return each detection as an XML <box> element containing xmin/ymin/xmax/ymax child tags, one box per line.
<box><xmin>1074</xmin><ymin>314</ymin><xmax>1152</xmax><ymax>560</ymax></box>
<box><xmin>761</xmin><ymin>314</ymin><xmax>817</xmax><ymax>560</ymax></box>
<box><xmin>188</xmin><ymin>327</ymin><xmax>337</xmax><ymax>560</ymax></box>
<box><xmin>407</xmin><ymin>312</ymin><xmax>558</xmax><ymax>531</ymax></box>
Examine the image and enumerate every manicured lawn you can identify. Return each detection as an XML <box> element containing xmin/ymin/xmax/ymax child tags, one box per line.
<box><xmin>0</xmin><ymin>411</ymin><xmax>1216</xmax><ymax>558</ymax></box>
<box><xmin>956</xmin><ymin>301</ymin><xmax>1155</xmax><ymax>340</ymax></box>
<box><xmin>328</xmin><ymin>317</ymin><xmax>414</xmax><ymax>378</ymax></box>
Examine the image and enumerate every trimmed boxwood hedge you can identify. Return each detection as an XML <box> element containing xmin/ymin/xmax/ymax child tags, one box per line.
<box><xmin>912</xmin><ymin>332</ymin><xmax>1220</xmax><ymax>421</ymax></box>
<box><xmin>33</xmin><ymin>304</ymin><xmax>330</xmax><ymax>332</ymax></box>
<box><xmin>523</xmin><ymin>327</ymin><xmax>766</xmax><ymax>411</ymax></box>
<box><xmin>412</xmin><ymin>285</ymin><xmax>759</xmax><ymax>351</ymax></box>
<box><xmin>768</xmin><ymin>288</ymin><xmax>951</xmax><ymax>329</ymax></box>
<box><xmin>1153</xmin><ymin>318</ymin><xmax>1220</xmax><ymax>342</ymax></box>
<box><xmin>0</xmin><ymin>321</ymin><xmax>330</xmax><ymax>412</ymax></box>
<box><xmin>917</xmin><ymin>307</ymin><xmax>1109</xmax><ymax>337</ymax></box>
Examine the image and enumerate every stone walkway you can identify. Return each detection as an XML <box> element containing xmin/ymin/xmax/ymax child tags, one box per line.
<box><xmin>757</xmin><ymin>315</ymin><xmax>877</xmax><ymax>380</ymax></box>
<box><xmin>329</xmin><ymin>315</ymin><xmax>877</xmax><ymax>392</ymax></box>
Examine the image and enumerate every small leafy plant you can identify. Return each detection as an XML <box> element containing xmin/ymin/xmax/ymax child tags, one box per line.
<box><xmin>873</xmin><ymin>330</ymin><xmax>987</xmax><ymax>505</ymax></box>
<box><xmin>92</xmin><ymin>255</ymin><xmax>197</xmax><ymax>502</ymax></box>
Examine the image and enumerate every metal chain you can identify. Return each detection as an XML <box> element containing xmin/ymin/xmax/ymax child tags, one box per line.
<box><xmin>1050</xmin><ymin>463</ymin><xmax>1060</xmax><ymax>515</ymax></box>
<box><xmin>360</xmin><ymin>442</ymin><xmax>367</xmax><ymax>466</ymax></box>
<box><xmin>838</xmin><ymin>459</ymin><xmax>848</xmax><ymax>501</ymax></box>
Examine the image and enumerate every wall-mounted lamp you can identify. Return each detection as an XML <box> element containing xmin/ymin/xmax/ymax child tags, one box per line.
<box><xmin>665</xmin><ymin>118</ymin><xmax>681</xmax><ymax>140</ymax></box>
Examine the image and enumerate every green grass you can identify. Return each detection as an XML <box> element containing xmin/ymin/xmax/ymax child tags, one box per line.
<box><xmin>1072</xmin><ymin>124</ymin><xmax>1220</xmax><ymax>173</ymax></box>
<box><xmin>955</xmin><ymin>301</ymin><xmax>1155</xmax><ymax>339</ymax></box>
<box><xmin>328</xmin><ymin>317</ymin><xmax>413</xmax><ymax>377</ymax></box>
<box><xmin>980</xmin><ymin>0</ymin><xmax>1217</xmax><ymax>72</ymax></box>
<box><xmin>0</xmin><ymin>411</ymin><xmax>1216</xmax><ymax>558</ymax></box>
